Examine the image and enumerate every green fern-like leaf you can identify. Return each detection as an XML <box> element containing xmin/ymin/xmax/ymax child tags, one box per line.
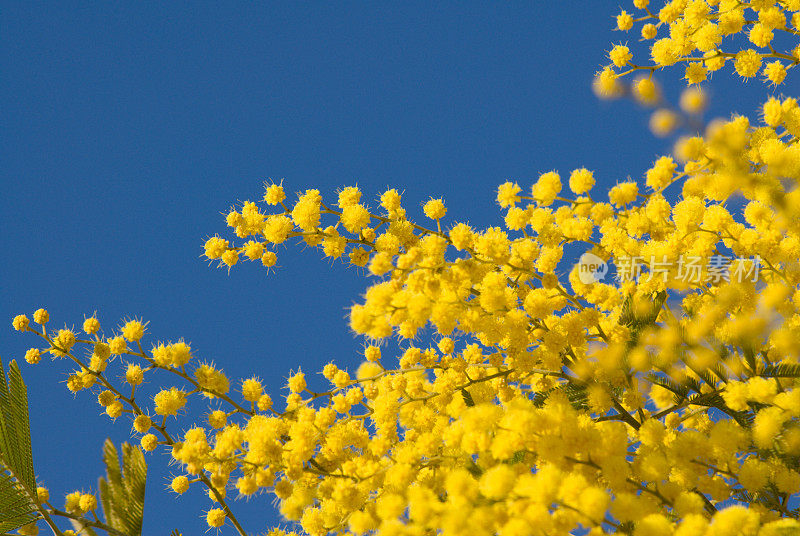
<box><xmin>532</xmin><ymin>387</ymin><xmax>554</xmax><ymax>408</ymax></box>
<box><xmin>760</xmin><ymin>363</ymin><xmax>800</xmax><ymax>378</ymax></box>
<box><xmin>564</xmin><ymin>382</ymin><xmax>589</xmax><ymax>411</ymax></box>
<box><xmin>619</xmin><ymin>290</ymin><xmax>667</xmax><ymax>343</ymax></box>
<box><xmin>647</xmin><ymin>373</ymin><xmax>690</xmax><ymax>402</ymax></box>
<box><xmin>98</xmin><ymin>439</ymin><xmax>147</xmax><ymax>536</ymax></box>
<box><xmin>530</xmin><ymin>382</ymin><xmax>588</xmax><ymax>411</ymax></box>
<box><xmin>0</xmin><ymin>357</ymin><xmax>39</xmax><ymax>533</ymax></box>
<box><xmin>685</xmin><ymin>391</ymin><xmax>753</xmax><ymax>428</ymax></box>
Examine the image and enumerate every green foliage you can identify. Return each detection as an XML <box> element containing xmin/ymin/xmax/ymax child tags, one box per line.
<box><xmin>460</xmin><ymin>388</ymin><xmax>475</xmax><ymax>407</ymax></box>
<box><xmin>0</xmin><ymin>356</ymin><xmax>39</xmax><ymax>533</ymax></box>
<box><xmin>97</xmin><ymin>439</ymin><xmax>147</xmax><ymax>536</ymax></box>
<box><xmin>530</xmin><ymin>381</ymin><xmax>589</xmax><ymax>413</ymax></box>
<box><xmin>619</xmin><ymin>291</ymin><xmax>667</xmax><ymax>342</ymax></box>
<box><xmin>761</xmin><ymin>363</ymin><xmax>800</xmax><ymax>379</ymax></box>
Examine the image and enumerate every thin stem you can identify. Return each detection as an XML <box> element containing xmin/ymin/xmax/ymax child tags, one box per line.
<box><xmin>48</xmin><ymin>508</ymin><xmax>127</xmax><ymax>536</ymax></box>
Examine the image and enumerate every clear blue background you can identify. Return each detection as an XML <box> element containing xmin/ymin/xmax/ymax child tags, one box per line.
<box><xmin>0</xmin><ymin>2</ymin><xmax>773</xmax><ymax>534</ymax></box>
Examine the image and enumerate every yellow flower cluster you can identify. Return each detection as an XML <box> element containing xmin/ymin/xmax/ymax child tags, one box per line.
<box><xmin>15</xmin><ymin>85</ymin><xmax>800</xmax><ymax>532</ymax></box>
<box><xmin>9</xmin><ymin>2</ymin><xmax>800</xmax><ymax>535</ymax></box>
<box><xmin>600</xmin><ymin>0</ymin><xmax>800</xmax><ymax>88</ymax></box>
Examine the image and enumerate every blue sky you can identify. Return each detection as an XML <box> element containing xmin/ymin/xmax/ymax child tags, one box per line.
<box><xmin>0</xmin><ymin>2</ymin><xmax>775</xmax><ymax>534</ymax></box>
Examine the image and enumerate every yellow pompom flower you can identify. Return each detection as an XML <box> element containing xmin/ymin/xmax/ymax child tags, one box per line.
<box><xmin>25</xmin><ymin>348</ymin><xmax>41</xmax><ymax>365</ymax></box>
<box><xmin>762</xmin><ymin>97</ymin><xmax>783</xmax><ymax>127</ymax></box>
<box><xmin>291</xmin><ymin>190</ymin><xmax>322</xmax><ymax>231</ymax></box>
<box><xmin>645</xmin><ymin>156</ymin><xmax>677</xmax><ymax>190</ymax></box>
<box><xmin>594</xmin><ymin>67</ymin><xmax>622</xmax><ymax>98</ymax></box>
<box><xmin>66</xmin><ymin>375</ymin><xmax>83</xmax><ymax>393</ymax></box>
<box><xmin>171</xmin><ymin>475</ymin><xmax>190</xmax><ymax>494</ymax></box>
<box><xmin>64</xmin><ymin>492</ymin><xmax>81</xmax><ymax>513</ymax></box>
<box><xmin>633</xmin><ymin>77</ymin><xmax>659</xmax><ymax>105</ymax></box>
<box><xmin>616</xmin><ymin>10</ymin><xmax>633</xmax><ymax>31</ymax></box>
<box><xmin>263</xmin><ymin>183</ymin><xmax>286</xmax><ymax>205</ymax></box>
<box><xmin>82</xmin><ymin>316</ymin><xmax>100</xmax><ymax>335</ymax></box>
<box><xmin>236</xmin><ymin>476</ymin><xmax>258</xmax><ymax>496</ymax></box>
<box><xmin>241</xmin><ymin>377</ymin><xmax>263</xmax><ymax>402</ymax></box>
<box><xmin>748</xmin><ymin>23</ymin><xmax>774</xmax><ymax>48</ymax></box>
<box><xmin>693</xmin><ymin>22</ymin><xmax>721</xmax><ymax>52</ymax></box>
<box><xmin>169</xmin><ymin>341</ymin><xmax>192</xmax><ymax>367</ymax></box>
<box><xmin>78</xmin><ymin>493</ymin><xmax>97</xmax><ymax>512</ymax></box>
<box><xmin>125</xmin><ymin>364</ymin><xmax>144</xmax><ymax>386</ymax></box>
<box><xmin>261</xmin><ymin>251</ymin><xmax>277</xmax><ymax>267</ymax></box>
<box><xmin>608</xmin><ymin>182</ymin><xmax>639</xmax><ymax>207</ymax></box>
<box><xmin>609</xmin><ymin>44</ymin><xmax>632</xmax><ymax>67</ymax></box>
<box><xmin>423</xmin><ymin>198</ymin><xmax>447</xmax><ymax>220</ymax></box>
<box><xmin>684</xmin><ymin>62</ymin><xmax>707</xmax><ymax>85</ymax></box>
<box><xmin>133</xmin><ymin>414</ymin><xmax>151</xmax><ymax>434</ymax></box>
<box><xmin>206</xmin><ymin>508</ymin><xmax>226</xmax><ymax>528</ymax></box>
<box><xmin>33</xmin><ymin>309</ymin><xmax>49</xmax><ymax>325</ymax></box>
<box><xmin>448</xmin><ymin>222</ymin><xmax>474</xmax><ymax>250</ymax></box>
<box><xmin>203</xmin><ymin>236</ymin><xmax>228</xmax><ymax>259</ymax></box>
<box><xmin>121</xmin><ymin>320</ymin><xmax>146</xmax><ymax>342</ymax></box>
<box><xmin>579</xmin><ymin>487</ymin><xmax>609</xmax><ymax>522</ymax></box>
<box><xmin>154</xmin><ymin>388</ymin><xmax>187</xmax><ymax>416</ymax></box>
<box><xmin>257</xmin><ymin>394</ymin><xmax>273</xmax><ymax>411</ymax></box>
<box><xmin>569</xmin><ymin>168</ymin><xmax>595</xmax><ymax>195</ymax></box>
<box><xmin>479</xmin><ymin>464</ymin><xmax>516</xmax><ymax>500</ymax></box>
<box><xmin>380</xmin><ymin>188</ymin><xmax>402</xmax><ymax>212</ymax></box>
<box><xmin>337</xmin><ymin>186</ymin><xmax>362</xmax><ymax>208</ymax></box>
<box><xmin>140</xmin><ymin>434</ymin><xmax>158</xmax><ymax>451</ymax></box>
<box><xmin>243</xmin><ymin>240</ymin><xmax>264</xmax><ymax>260</ymax></box>
<box><xmin>497</xmin><ymin>181</ymin><xmax>522</xmax><ymax>208</ymax></box>
<box><xmin>759</xmin><ymin>6</ymin><xmax>786</xmax><ymax>29</ymax></box>
<box><xmin>92</xmin><ymin>341</ymin><xmax>111</xmax><ymax>361</ymax></box>
<box><xmin>532</xmin><ymin>171</ymin><xmax>561</xmax><ymax>206</ymax></box>
<box><xmin>287</xmin><ymin>370</ymin><xmax>307</xmax><ymax>393</ymax></box>
<box><xmin>679</xmin><ymin>86</ymin><xmax>706</xmax><ymax>113</ymax></box>
<box><xmin>208</xmin><ymin>410</ymin><xmax>227</xmax><ymax>429</ymax></box>
<box><xmin>194</xmin><ymin>364</ymin><xmax>230</xmax><ymax>396</ymax></box>
<box><xmin>649</xmin><ymin>109</ymin><xmax>679</xmax><ymax>137</ymax></box>
<box><xmin>340</xmin><ymin>204</ymin><xmax>371</xmax><ymax>234</ymax></box>
<box><xmin>108</xmin><ymin>336</ymin><xmax>127</xmax><ymax>355</ymax></box>
<box><xmin>734</xmin><ymin>49</ymin><xmax>762</xmax><ymax>78</ymax></box>
<box><xmin>437</xmin><ymin>337</ymin><xmax>455</xmax><ymax>355</ymax></box>
<box><xmin>97</xmin><ymin>390</ymin><xmax>116</xmax><ymax>407</ymax></box>
<box><xmin>52</xmin><ymin>329</ymin><xmax>77</xmax><ymax>356</ymax></box>
<box><xmin>333</xmin><ymin>369</ymin><xmax>351</xmax><ymax>388</ymax></box>
<box><xmin>263</xmin><ymin>215</ymin><xmax>293</xmax><ymax>244</ymax></box>
<box><xmin>105</xmin><ymin>401</ymin><xmax>124</xmax><ymax>419</ymax></box>
<box><xmin>763</xmin><ymin>61</ymin><xmax>786</xmax><ymax>86</ymax></box>
<box><xmin>635</xmin><ymin>514</ymin><xmax>673</xmax><ymax>535</ymax></box>
<box><xmin>650</xmin><ymin>38</ymin><xmax>679</xmax><ymax>66</ymax></box>
<box><xmin>221</xmin><ymin>249</ymin><xmax>239</xmax><ymax>267</ymax></box>
<box><xmin>12</xmin><ymin>314</ymin><xmax>30</xmax><ymax>331</ymax></box>
<box><xmin>365</xmin><ymin>346</ymin><xmax>381</xmax><ymax>362</ymax></box>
